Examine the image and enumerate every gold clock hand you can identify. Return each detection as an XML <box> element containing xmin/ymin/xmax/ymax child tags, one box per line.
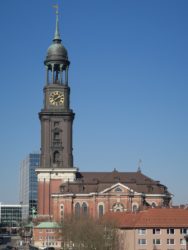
<box><xmin>54</xmin><ymin>95</ymin><xmax>64</xmax><ymax>101</ymax></box>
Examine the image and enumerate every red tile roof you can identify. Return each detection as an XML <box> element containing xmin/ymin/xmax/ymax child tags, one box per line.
<box><xmin>105</xmin><ymin>208</ymin><xmax>188</xmax><ymax>228</ymax></box>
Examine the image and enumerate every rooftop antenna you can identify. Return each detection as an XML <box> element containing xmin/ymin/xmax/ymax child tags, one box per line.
<box><xmin>137</xmin><ymin>159</ymin><xmax>142</xmax><ymax>173</ymax></box>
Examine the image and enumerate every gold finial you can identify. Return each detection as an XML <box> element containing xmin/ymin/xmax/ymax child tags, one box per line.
<box><xmin>53</xmin><ymin>4</ymin><xmax>59</xmax><ymax>15</ymax></box>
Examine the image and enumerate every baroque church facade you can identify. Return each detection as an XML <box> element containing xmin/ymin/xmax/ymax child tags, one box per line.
<box><xmin>36</xmin><ymin>10</ymin><xmax>172</xmax><ymax>223</ymax></box>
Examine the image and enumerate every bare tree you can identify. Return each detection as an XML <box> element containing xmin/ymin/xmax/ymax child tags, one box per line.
<box><xmin>61</xmin><ymin>216</ymin><xmax>121</xmax><ymax>250</ymax></box>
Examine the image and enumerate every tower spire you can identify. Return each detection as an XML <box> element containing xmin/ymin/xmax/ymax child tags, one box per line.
<box><xmin>53</xmin><ymin>4</ymin><xmax>61</xmax><ymax>41</ymax></box>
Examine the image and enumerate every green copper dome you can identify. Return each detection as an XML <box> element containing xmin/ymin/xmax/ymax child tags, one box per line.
<box><xmin>46</xmin><ymin>41</ymin><xmax>68</xmax><ymax>62</ymax></box>
<box><xmin>44</xmin><ymin>7</ymin><xmax>69</xmax><ymax>66</ymax></box>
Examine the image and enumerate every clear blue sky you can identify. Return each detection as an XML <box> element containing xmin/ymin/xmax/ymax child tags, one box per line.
<box><xmin>0</xmin><ymin>0</ymin><xmax>187</xmax><ymax>204</ymax></box>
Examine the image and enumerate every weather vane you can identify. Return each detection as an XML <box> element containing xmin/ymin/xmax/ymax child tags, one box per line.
<box><xmin>53</xmin><ymin>3</ymin><xmax>59</xmax><ymax>15</ymax></box>
<box><xmin>52</xmin><ymin>0</ymin><xmax>61</xmax><ymax>40</ymax></box>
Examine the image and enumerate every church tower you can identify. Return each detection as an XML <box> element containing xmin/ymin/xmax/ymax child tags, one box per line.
<box><xmin>36</xmin><ymin>7</ymin><xmax>77</xmax><ymax>216</ymax></box>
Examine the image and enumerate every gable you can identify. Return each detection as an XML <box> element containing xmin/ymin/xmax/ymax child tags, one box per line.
<box><xmin>99</xmin><ymin>183</ymin><xmax>139</xmax><ymax>195</ymax></box>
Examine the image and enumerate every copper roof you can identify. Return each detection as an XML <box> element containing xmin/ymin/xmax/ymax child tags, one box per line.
<box><xmin>58</xmin><ymin>171</ymin><xmax>170</xmax><ymax>196</ymax></box>
<box><xmin>35</xmin><ymin>221</ymin><xmax>61</xmax><ymax>229</ymax></box>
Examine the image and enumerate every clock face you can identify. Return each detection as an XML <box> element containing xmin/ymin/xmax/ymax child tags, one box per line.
<box><xmin>49</xmin><ymin>91</ymin><xmax>64</xmax><ymax>106</ymax></box>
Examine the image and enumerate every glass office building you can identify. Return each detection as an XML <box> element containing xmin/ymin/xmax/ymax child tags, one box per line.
<box><xmin>19</xmin><ymin>153</ymin><xmax>40</xmax><ymax>220</ymax></box>
<box><xmin>0</xmin><ymin>204</ymin><xmax>22</xmax><ymax>227</ymax></box>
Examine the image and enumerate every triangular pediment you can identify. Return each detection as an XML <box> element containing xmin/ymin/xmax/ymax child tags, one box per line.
<box><xmin>99</xmin><ymin>183</ymin><xmax>139</xmax><ymax>195</ymax></box>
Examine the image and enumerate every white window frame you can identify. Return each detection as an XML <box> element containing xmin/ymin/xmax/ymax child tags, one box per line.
<box><xmin>82</xmin><ymin>202</ymin><xmax>89</xmax><ymax>216</ymax></box>
<box><xmin>153</xmin><ymin>238</ymin><xmax>161</xmax><ymax>245</ymax></box>
<box><xmin>74</xmin><ymin>202</ymin><xmax>81</xmax><ymax>217</ymax></box>
<box><xmin>98</xmin><ymin>202</ymin><xmax>105</xmax><ymax>217</ymax></box>
<box><xmin>132</xmin><ymin>203</ymin><xmax>139</xmax><ymax>212</ymax></box>
<box><xmin>180</xmin><ymin>228</ymin><xmax>188</xmax><ymax>234</ymax></box>
<box><xmin>138</xmin><ymin>239</ymin><xmax>147</xmax><ymax>245</ymax></box>
<box><xmin>167</xmin><ymin>238</ymin><xmax>175</xmax><ymax>245</ymax></box>
<box><xmin>180</xmin><ymin>238</ymin><xmax>186</xmax><ymax>245</ymax></box>
<box><xmin>138</xmin><ymin>229</ymin><xmax>146</xmax><ymax>235</ymax></box>
<box><xmin>167</xmin><ymin>228</ymin><xmax>175</xmax><ymax>234</ymax></box>
<box><xmin>153</xmin><ymin>228</ymin><xmax>161</xmax><ymax>234</ymax></box>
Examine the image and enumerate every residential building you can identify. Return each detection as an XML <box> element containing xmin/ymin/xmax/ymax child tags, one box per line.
<box><xmin>105</xmin><ymin>207</ymin><xmax>188</xmax><ymax>250</ymax></box>
<box><xmin>32</xmin><ymin>222</ymin><xmax>62</xmax><ymax>249</ymax></box>
<box><xmin>20</xmin><ymin>153</ymin><xmax>40</xmax><ymax>220</ymax></box>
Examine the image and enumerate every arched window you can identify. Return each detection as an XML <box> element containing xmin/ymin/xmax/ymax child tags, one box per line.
<box><xmin>98</xmin><ymin>204</ymin><xmax>104</xmax><ymax>217</ymax></box>
<box><xmin>75</xmin><ymin>203</ymin><xmax>80</xmax><ymax>217</ymax></box>
<box><xmin>82</xmin><ymin>202</ymin><xmax>88</xmax><ymax>216</ymax></box>
<box><xmin>53</xmin><ymin>151</ymin><xmax>60</xmax><ymax>163</ymax></box>
<box><xmin>60</xmin><ymin>205</ymin><xmax>64</xmax><ymax>220</ymax></box>
<box><xmin>151</xmin><ymin>202</ymin><xmax>157</xmax><ymax>208</ymax></box>
<box><xmin>54</xmin><ymin>132</ymin><xmax>60</xmax><ymax>140</ymax></box>
<box><xmin>132</xmin><ymin>203</ymin><xmax>138</xmax><ymax>212</ymax></box>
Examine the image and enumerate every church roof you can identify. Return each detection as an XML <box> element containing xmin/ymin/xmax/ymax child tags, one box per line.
<box><xmin>59</xmin><ymin>171</ymin><xmax>170</xmax><ymax>196</ymax></box>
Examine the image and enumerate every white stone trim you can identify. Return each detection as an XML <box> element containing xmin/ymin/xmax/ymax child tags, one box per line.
<box><xmin>52</xmin><ymin>194</ymin><xmax>74</xmax><ymax>198</ymax></box>
<box><xmin>81</xmin><ymin>201</ymin><xmax>89</xmax><ymax>207</ymax></box>
<box><xmin>148</xmin><ymin>201</ymin><xmax>158</xmax><ymax>207</ymax></box>
<box><xmin>132</xmin><ymin>202</ymin><xmax>139</xmax><ymax>211</ymax></box>
<box><xmin>143</xmin><ymin>194</ymin><xmax>170</xmax><ymax>197</ymax></box>
<box><xmin>73</xmin><ymin>201</ymin><xmax>81</xmax><ymax>207</ymax></box>
<box><xmin>36</xmin><ymin>167</ymin><xmax>77</xmax><ymax>182</ymax></box>
<box><xmin>99</xmin><ymin>183</ymin><xmax>137</xmax><ymax>195</ymax></box>
<box><xmin>35</xmin><ymin>167</ymin><xmax>78</xmax><ymax>173</ymax></box>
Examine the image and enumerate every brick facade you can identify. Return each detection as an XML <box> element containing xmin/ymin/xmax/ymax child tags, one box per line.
<box><xmin>37</xmin><ymin>176</ymin><xmax>172</xmax><ymax>222</ymax></box>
